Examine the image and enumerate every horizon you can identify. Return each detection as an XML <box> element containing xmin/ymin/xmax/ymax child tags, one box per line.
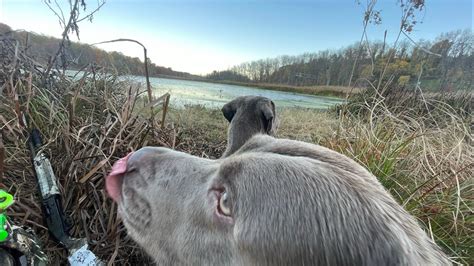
<box><xmin>1</xmin><ymin>0</ymin><xmax>472</xmax><ymax>75</ymax></box>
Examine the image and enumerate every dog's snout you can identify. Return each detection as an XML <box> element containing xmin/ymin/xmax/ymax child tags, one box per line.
<box><xmin>127</xmin><ymin>146</ymin><xmax>168</xmax><ymax>170</ymax></box>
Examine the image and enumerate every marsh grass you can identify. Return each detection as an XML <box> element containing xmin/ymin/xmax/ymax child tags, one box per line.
<box><xmin>1</xmin><ymin>65</ymin><xmax>167</xmax><ymax>263</ymax></box>
<box><xmin>306</xmin><ymin>93</ymin><xmax>472</xmax><ymax>264</ymax></box>
<box><xmin>166</xmin><ymin>105</ymin><xmax>228</xmax><ymax>158</ymax></box>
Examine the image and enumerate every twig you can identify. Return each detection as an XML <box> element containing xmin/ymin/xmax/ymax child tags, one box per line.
<box><xmin>161</xmin><ymin>94</ymin><xmax>170</xmax><ymax>129</ymax></box>
<box><xmin>77</xmin><ymin>1</ymin><xmax>106</xmax><ymax>23</ymax></box>
<box><xmin>348</xmin><ymin>0</ymin><xmax>377</xmax><ymax>87</ymax></box>
<box><xmin>91</xmin><ymin>38</ymin><xmax>154</xmax><ymax>123</ymax></box>
<box><xmin>0</xmin><ymin>131</ymin><xmax>4</xmax><ymax>183</ymax></box>
<box><xmin>402</xmin><ymin>30</ymin><xmax>442</xmax><ymax>57</ymax></box>
<box><xmin>415</xmin><ymin>62</ymin><xmax>439</xmax><ymax>129</ymax></box>
<box><xmin>43</xmin><ymin>0</ymin><xmax>66</xmax><ymax>28</ymax></box>
<box><xmin>417</xmin><ymin>162</ymin><xmax>474</xmax><ymax>201</ymax></box>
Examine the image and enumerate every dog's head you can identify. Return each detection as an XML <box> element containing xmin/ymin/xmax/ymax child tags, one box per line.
<box><xmin>106</xmin><ymin>135</ymin><xmax>450</xmax><ymax>265</ymax></box>
<box><xmin>108</xmin><ymin>136</ymin><xmax>341</xmax><ymax>265</ymax></box>
<box><xmin>221</xmin><ymin>96</ymin><xmax>277</xmax><ymax>157</ymax></box>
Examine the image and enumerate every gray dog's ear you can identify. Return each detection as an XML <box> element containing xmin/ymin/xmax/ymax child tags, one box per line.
<box><xmin>222</xmin><ymin>102</ymin><xmax>237</xmax><ymax>122</ymax></box>
<box><xmin>260</xmin><ymin>100</ymin><xmax>276</xmax><ymax>134</ymax></box>
<box><xmin>221</xmin><ymin>96</ymin><xmax>278</xmax><ymax>158</ymax></box>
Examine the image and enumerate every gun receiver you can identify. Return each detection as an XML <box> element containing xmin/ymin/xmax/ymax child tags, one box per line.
<box><xmin>29</xmin><ymin>129</ymin><xmax>75</xmax><ymax>247</ymax></box>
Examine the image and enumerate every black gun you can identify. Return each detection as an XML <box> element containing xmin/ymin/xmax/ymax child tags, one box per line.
<box><xmin>29</xmin><ymin>128</ymin><xmax>74</xmax><ymax>247</ymax></box>
<box><xmin>25</xmin><ymin>116</ymin><xmax>103</xmax><ymax>265</ymax></box>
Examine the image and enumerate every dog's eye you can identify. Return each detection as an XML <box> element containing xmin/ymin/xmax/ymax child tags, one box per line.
<box><xmin>219</xmin><ymin>191</ymin><xmax>231</xmax><ymax>216</ymax></box>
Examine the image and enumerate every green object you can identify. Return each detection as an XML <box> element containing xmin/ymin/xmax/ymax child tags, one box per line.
<box><xmin>0</xmin><ymin>214</ymin><xmax>8</xmax><ymax>241</ymax></box>
<box><xmin>0</xmin><ymin>190</ymin><xmax>14</xmax><ymax>210</ymax></box>
<box><xmin>0</xmin><ymin>190</ymin><xmax>14</xmax><ymax>242</ymax></box>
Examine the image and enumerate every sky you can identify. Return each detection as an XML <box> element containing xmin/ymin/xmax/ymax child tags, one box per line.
<box><xmin>0</xmin><ymin>0</ymin><xmax>472</xmax><ymax>75</ymax></box>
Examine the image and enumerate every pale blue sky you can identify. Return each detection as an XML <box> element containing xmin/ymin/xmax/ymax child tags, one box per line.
<box><xmin>1</xmin><ymin>0</ymin><xmax>472</xmax><ymax>74</ymax></box>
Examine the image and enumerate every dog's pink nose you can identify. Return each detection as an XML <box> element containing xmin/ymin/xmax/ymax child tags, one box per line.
<box><xmin>106</xmin><ymin>152</ymin><xmax>134</xmax><ymax>202</ymax></box>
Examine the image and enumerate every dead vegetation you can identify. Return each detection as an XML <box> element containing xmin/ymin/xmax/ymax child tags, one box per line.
<box><xmin>326</xmin><ymin>90</ymin><xmax>473</xmax><ymax>264</ymax></box>
<box><xmin>0</xmin><ymin>33</ymin><xmax>170</xmax><ymax>264</ymax></box>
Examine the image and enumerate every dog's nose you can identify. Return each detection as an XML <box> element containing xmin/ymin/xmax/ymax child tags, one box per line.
<box><xmin>106</xmin><ymin>147</ymin><xmax>168</xmax><ymax>202</ymax></box>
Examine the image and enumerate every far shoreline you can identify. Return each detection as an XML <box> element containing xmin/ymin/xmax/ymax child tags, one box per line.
<box><xmin>152</xmin><ymin>74</ymin><xmax>362</xmax><ymax>98</ymax></box>
<box><xmin>66</xmin><ymin>69</ymin><xmax>360</xmax><ymax>99</ymax></box>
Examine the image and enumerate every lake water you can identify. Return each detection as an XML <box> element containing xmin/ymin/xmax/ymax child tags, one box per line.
<box><xmin>66</xmin><ymin>70</ymin><xmax>343</xmax><ymax>109</ymax></box>
<box><xmin>129</xmin><ymin>76</ymin><xmax>344</xmax><ymax>109</ymax></box>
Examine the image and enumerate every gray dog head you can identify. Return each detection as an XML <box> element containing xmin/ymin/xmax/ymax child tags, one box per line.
<box><xmin>107</xmin><ymin>134</ymin><xmax>450</xmax><ymax>265</ymax></box>
<box><xmin>221</xmin><ymin>96</ymin><xmax>277</xmax><ymax>157</ymax></box>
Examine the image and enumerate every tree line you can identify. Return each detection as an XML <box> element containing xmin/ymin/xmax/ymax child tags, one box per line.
<box><xmin>208</xmin><ymin>29</ymin><xmax>473</xmax><ymax>91</ymax></box>
<box><xmin>0</xmin><ymin>23</ymin><xmax>196</xmax><ymax>78</ymax></box>
<box><xmin>2</xmin><ymin>22</ymin><xmax>471</xmax><ymax>91</ymax></box>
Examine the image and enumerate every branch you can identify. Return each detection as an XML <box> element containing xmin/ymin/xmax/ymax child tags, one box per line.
<box><xmin>402</xmin><ymin>30</ymin><xmax>442</xmax><ymax>57</ymax></box>
<box><xmin>77</xmin><ymin>0</ymin><xmax>106</xmax><ymax>23</ymax></box>
<box><xmin>91</xmin><ymin>38</ymin><xmax>154</xmax><ymax>124</ymax></box>
<box><xmin>91</xmin><ymin>38</ymin><xmax>146</xmax><ymax>50</ymax></box>
<box><xmin>43</xmin><ymin>0</ymin><xmax>66</xmax><ymax>27</ymax></box>
<box><xmin>54</xmin><ymin>0</ymin><xmax>66</xmax><ymax>24</ymax></box>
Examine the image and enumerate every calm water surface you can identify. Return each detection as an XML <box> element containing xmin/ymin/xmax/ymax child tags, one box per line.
<box><xmin>67</xmin><ymin>71</ymin><xmax>343</xmax><ymax>109</ymax></box>
<box><xmin>133</xmin><ymin>76</ymin><xmax>344</xmax><ymax>109</ymax></box>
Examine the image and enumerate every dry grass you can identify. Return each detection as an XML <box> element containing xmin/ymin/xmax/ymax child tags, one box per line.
<box><xmin>164</xmin><ymin>106</ymin><xmax>339</xmax><ymax>159</ymax></box>
<box><xmin>276</xmin><ymin>108</ymin><xmax>339</xmax><ymax>143</ymax></box>
<box><xmin>0</xmin><ymin>35</ymin><xmax>171</xmax><ymax>263</ymax></box>
<box><xmin>166</xmin><ymin>105</ymin><xmax>227</xmax><ymax>158</ymax></box>
<box><xmin>326</xmin><ymin>92</ymin><xmax>473</xmax><ymax>265</ymax></box>
<box><xmin>1</xmin><ymin>71</ymin><xmax>166</xmax><ymax>263</ymax></box>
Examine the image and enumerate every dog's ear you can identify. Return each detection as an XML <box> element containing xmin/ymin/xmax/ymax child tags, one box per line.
<box><xmin>259</xmin><ymin>100</ymin><xmax>276</xmax><ymax>134</ymax></box>
<box><xmin>222</xmin><ymin>101</ymin><xmax>237</xmax><ymax>122</ymax></box>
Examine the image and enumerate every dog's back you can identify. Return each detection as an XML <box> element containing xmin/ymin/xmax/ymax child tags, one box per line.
<box><xmin>228</xmin><ymin>134</ymin><xmax>451</xmax><ymax>265</ymax></box>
